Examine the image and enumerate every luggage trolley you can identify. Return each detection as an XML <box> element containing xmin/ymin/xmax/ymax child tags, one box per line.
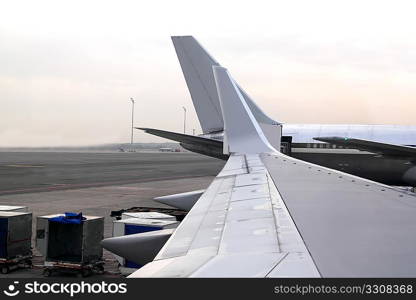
<box><xmin>42</xmin><ymin>260</ymin><xmax>104</xmax><ymax>278</ymax></box>
<box><xmin>36</xmin><ymin>212</ymin><xmax>104</xmax><ymax>277</ymax></box>
<box><xmin>0</xmin><ymin>211</ymin><xmax>33</xmax><ymax>274</ymax></box>
<box><xmin>0</xmin><ymin>253</ymin><xmax>33</xmax><ymax>274</ymax></box>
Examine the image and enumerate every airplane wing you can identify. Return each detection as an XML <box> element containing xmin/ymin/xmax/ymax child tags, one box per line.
<box><xmin>128</xmin><ymin>67</ymin><xmax>416</xmax><ymax>278</ymax></box>
<box><xmin>315</xmin><ymin>136</ymin><xmax>416</xmax><ymax>159</ymax></box>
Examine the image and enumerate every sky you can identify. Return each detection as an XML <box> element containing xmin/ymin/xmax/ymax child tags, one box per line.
<box><xmin>1</xmin><ymin>0</ymin><xmax>416</xmax><ymax>146</ymax></box>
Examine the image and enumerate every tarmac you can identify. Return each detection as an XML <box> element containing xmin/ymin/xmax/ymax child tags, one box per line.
<box><xmin>0</xmin><ymin>151</ymin><xmax>225</xmax><ymax>278</ymax></box>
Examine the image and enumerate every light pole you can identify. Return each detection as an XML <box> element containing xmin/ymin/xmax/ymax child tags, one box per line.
<box><xmin>130</xmin><ymin>98</ymin><xmax>135</xmax><ymax>144</ymax></box>
<box><xmin>182</xmin><ymin>106</ymin><xmax>186</xmax><ymax>134</ymax></box>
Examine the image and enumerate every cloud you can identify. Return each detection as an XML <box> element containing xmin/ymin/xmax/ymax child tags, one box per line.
<box><xmin>1</xmin><ymin>0</ymin><xmax>416</xmax><ymax>146</ymax></box>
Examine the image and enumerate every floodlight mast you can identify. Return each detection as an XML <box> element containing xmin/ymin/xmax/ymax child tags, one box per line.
<box><xmin>182</xmin><ymin>106</ymin><xmax>187</xmax><ymax>134</ymax></box>
<box><xmin>130</xmin><ymin>98</ymin><xmax>135</xmax><ymax>144</ymax></box>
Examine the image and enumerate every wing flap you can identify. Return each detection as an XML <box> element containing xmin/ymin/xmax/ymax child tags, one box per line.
<box><xmin>190</xmin><ymin>253</ymin><xmax>286</xmax><ymax>278</ymax></box>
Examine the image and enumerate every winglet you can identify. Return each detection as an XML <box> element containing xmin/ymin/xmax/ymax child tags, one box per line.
<box><xmin>213</xmin><ymin>66</ymin><xmax>278</xmax><ymax>154</ymax></box>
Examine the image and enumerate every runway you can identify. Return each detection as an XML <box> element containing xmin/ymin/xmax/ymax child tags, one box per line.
<box><xmin>0</xmin><ymin>151</ymin><xmax>225</xmax><ymax>277</ymax></box>
<box><xmin>0</xmin><ymin>152</ymin><xmax>225</xmax><ymax>195</ymax></box>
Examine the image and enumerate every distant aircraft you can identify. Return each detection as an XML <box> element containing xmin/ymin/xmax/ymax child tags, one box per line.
<box><xmin>138</xmin><ymin>36</ymin><xmax>416</xmax><ymax>187</ymax></box>
<box><xmin>103</xmin><ymin>61</ymin><xmax>416</xmax><ymax>277</ymax></box>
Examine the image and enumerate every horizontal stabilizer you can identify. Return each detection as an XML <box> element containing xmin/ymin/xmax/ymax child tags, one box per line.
<box><xmin>315</xmin><ymin>136</ymin><xmax>416</xmax><ymax>159</ymax></box>
<box><xmin>101</xmin><ymin>229</ymin><xmax>174</xmax><ymax>266</ymax></box>
<box><xmin>137</xmin><ymin>127</ymin><xmax>221</xmax><ymax>147</ymax></box>
<box><xmin>137</xmin><ymin>127</ymin><xmax>227</xmax><ymax>159</ymax></box>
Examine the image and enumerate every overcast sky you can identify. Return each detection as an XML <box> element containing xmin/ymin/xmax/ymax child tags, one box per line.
<box><xmin>1</xmin><ymin>0</ymin><xmax>416</xmax><ymax>146</ymax></box>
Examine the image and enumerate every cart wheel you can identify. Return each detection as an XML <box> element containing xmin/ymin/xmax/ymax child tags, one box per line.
<box><xmin>81</xmin><ymin>269</ymin><xmax>91</xmax><ymax>277</ymax></box>
<box><xmin>94</xmin><ymin>265</ymin><xmax>105</xmax><ymax>274</ymax></box>
<box><xmin>43</xmin><ymin>269</ymin><xmax>52</xmax><ymax>277</ymax></box>
<box><xmin>1</xmin><ymin>266</ymin><xmax>9</xmax><ymax>274</ymax></box>
<box><xmin>26</xmin><ymin>260</ymin><xmax>33</xmax><ymax>268</ymax></box>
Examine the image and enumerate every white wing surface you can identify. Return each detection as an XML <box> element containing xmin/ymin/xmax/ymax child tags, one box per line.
<box><xmin>129</xmin><ymin>67</ymin><xmax>416</xmax><ymax>278</ymax></box>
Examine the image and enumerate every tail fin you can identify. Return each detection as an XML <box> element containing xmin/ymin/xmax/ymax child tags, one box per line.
<box><xmin>172</xmin><ymin>36</ymin><xmax>223</xmax><ymax>133</ymax></box>
<box><xmin>172</xmin><ymin>36</ymin><xmax>281</xmax><ymax>136</ymax></box>
<box><xmin>213</xmin><ymin>66</ymin><xmax>278</xmax><ymax>154</ymax></box>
